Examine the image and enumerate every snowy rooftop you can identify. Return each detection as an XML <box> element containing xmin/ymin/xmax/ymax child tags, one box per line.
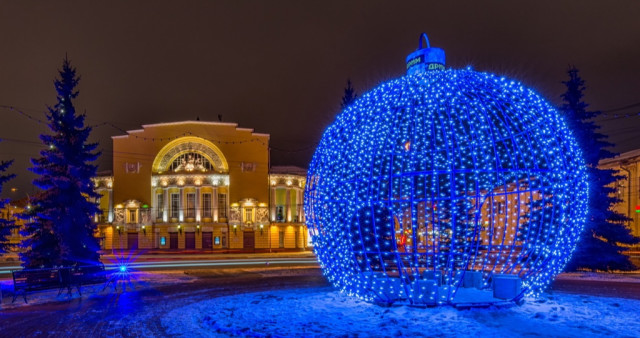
<box><xmin>269</xmin><ymin>165</ymin><xmax>307</xmax><ymax>177</ymax></box>
<box><xmin>599</xmin><ymin>148</ymin><xmax>640</xmax><ymax>166</ymax></box>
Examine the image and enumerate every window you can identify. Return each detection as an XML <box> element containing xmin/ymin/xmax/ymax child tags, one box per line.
<box><xmin>186</xmin><ymin>193</ymin><xmax>195</xmax><ymax>218</ymax></box>
<box><xmin>171</xmin><ymin>193</ymin><xmax>179</xmax><ymax>219</ymax></box>
<box><xmin>157</xmin><ymin>194</ymin><xmax>164</xmax><ymax>219</ymax></box>
<box><xmin>218</xmin><ymin>193</ymin><xmax>227</xmax><ymax>218</ymax></box>
<box><xmin>245</xmin><ymin>208</ymin><xmax>253</xmax><ymax>223</ymax></box>
<box><xmin>276</xmin><ymin>206</ymin><xmax>284</xmax><ymax>222</ymax></box>
<box><xmin>494</xmin><ymin>201</ymin><xmax>505</xmax><ymax>215</ymax></box>
<box><xmin>170</xmin><ymin>152</ymin><xmax>214</xmax><ymax>172</ymax></box>
<box><xmin>279</xmin><ymin>231</ymin><xmax>285</xmax><ymax>248</ymax></box>
<box><xmin>127</xmin><ymin>209</ymin><xmax>137</xmax><ymax>223</ymax></box>
<box><xmin>202</xmin><ymin>193</ymin><xmax>212</xmax><ymax>218</ymax></box>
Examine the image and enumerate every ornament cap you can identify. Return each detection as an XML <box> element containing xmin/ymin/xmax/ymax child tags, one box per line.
<box><xmin>406</xmin><ymin>33</ymin><xmax>445</xmax><ymax>74</ymax></box>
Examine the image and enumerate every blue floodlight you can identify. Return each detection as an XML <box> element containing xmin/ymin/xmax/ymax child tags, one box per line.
<box><xmin>305</xmin><ymin>34</ymin><xmax>588</xmax><ymax>305</ymax></box>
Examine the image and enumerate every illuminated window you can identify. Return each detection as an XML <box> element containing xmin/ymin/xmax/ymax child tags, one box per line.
<box><xmin>171</xmin><ymin>193</ymin><xmax>179</xmax><ymax>219</ymax></box>
<box><xmin>276</xmin><ymin>206</ymin><xmax>285</xmax><ymax>222</ymax></box>
<box><xmin>245</xmin><ymin>208</ymin><xmax>253</xmax><ymax>223</ymax></box>
<box><xmin>202</xmin><ymin>193</ymin><xmax>212</xmax><ymax>218</ymax></box>
<box><xmin>170</xmin><ymin>152</ymin><xmax>213</xmax><ymax>172</ymax></box>
<box><xmin>157</xmin><ymin>194</ymin><xmax>164</xmax><ymax>219</ymax></box>
<box><xmin>127</xmin><ymin>209</ymin><xmax>137</xmax><ymax>223</ymax></box>
<box><xmin>218</xmin><ymin>193</ymin><xmax>227</xmax><ymax>218</ymax></box>
<box><xmin>186</xmin><ymin>193</ymin><xmax>195</xmax><ymax>218</ymax></box>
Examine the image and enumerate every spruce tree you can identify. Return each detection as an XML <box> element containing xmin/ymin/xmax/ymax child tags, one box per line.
<box><xmin>340</xmin><ymin>79</ymin><xmax>358</xmax><ymax>110</ymax></box>
<box><xmin>0</xmin><ymin>154</ymin><xmax>16</xmax><ymax>254</ymax></box>
<box><xmin>561</xmin><ymin>67</ymin><xmax>639</xmax><ymax>271</ymax></box>
<box><xmin>20</xmin><ymin>57</ymin><xmax>101</xmax><ymax>268</ymax></box>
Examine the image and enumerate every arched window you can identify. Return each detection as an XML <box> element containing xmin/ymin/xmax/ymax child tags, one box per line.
<box><xmin>153</xmin><ymin>137</ymin><xmax>228</xmax><ymax>174</ymax></box>
<box><xmin>170</xmin><ymin>152</ymin><xmax>214</xmax><ymax>172</ymax></box>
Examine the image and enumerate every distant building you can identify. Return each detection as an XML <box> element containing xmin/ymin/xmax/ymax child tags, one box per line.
<box><xmin>0</xmin><ymin>199</ymin><xmax>27</xmax><ymax>254</ymax></box>
<box><xmin>599</xmin><ymin>149</ymin><xmax>640</xmax><ymax>241</ymax></box>
<box><xmin>91</xmin><ymin>120</ymin><xmax>309</xmax><ymax>252</ymax></box>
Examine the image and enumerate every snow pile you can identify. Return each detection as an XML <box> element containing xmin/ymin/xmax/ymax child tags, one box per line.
<box><xmin>164</xmin><ymin>287</ymin><xmax>640</xmax><ymax>337</ymax></box>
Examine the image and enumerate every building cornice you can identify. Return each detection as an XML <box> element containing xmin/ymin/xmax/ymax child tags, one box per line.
<box><xmin>111</xmin><ymin>120</ymin><xmax>271</xmax><ymax>139</ymax></box>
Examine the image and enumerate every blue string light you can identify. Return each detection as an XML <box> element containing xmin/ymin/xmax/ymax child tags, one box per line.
<box><xmin>305</xmin><ymin>35</ymin><xmax>588</xmax><ymax>305</ymax></box>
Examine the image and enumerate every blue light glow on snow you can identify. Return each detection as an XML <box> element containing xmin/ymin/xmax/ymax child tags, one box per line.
<box><xmin>305</xmin><ymin>34</ymin><xmax>588</xmax><ymax>305</ymax></box>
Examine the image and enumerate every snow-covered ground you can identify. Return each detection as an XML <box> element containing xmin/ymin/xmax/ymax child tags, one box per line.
<box><xmin>2</xmin><ymin>269</ymin><xmax>639</xmax><ymax>336</ymax></box>
<box><xmin>164</xmin><ymin>286</ymin><xmax>640</xmax><ymax>337</ymax></box>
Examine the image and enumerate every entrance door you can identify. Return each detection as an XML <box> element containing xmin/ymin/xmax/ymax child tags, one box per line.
<box><xmin>202</xmin><ymin>232</ymin><xmax>213</xmax><ymax>249</ymax></box>
<box><xmin>169</xmin><ymin>232</ymin><xmax>178</xmax><ymax>249</ymax></box>
<box><xmin>243</xmin><ymin>231</ymin><xmax>255</xmax><ymax>249</ymax></box>
<box><xmin>128</xmin><ymin>232</ymin><xmax>139</xmax><ymax>250</ymax></box>
<box><xmin>185</xmin><ymin>232</ymin><xmax>196</xmax><ymax>249</ymax></box>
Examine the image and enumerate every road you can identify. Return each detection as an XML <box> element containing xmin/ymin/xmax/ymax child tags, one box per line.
<box><xmin>0</xmin><ymin>254</ymin><xmax>319</xmax><ymax>279</ymax></box>
<box><xmin>550</xmin><ymin>278</ymin><xmax>640</xmax><ymax>300</ymax></box>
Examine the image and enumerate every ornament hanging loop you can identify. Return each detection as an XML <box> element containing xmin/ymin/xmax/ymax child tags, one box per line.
<box><xmin>418</xmin><ymin>33</ymin><xmax>431</xmax><ymax>49</ymax></box>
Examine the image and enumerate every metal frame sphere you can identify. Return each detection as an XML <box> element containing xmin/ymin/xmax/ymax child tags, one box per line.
<box><xmin>305</xmin><ymin>67</ymin><xmax>588</xmax><ymax>305</ymax></box>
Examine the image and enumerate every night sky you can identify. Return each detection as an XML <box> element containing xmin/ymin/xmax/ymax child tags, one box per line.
<box><xmin>1</xmin><ymin>1</ymin><xmax>639</xmax><ymax>198</ymax></box>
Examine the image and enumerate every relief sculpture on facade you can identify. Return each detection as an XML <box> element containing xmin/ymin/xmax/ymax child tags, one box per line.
<box><xmin>256</xmin><ymin>207</ymin><xmax>269</xmax><ymax>223</ymax></box>
<box><xmin>114</xmin><ymin>208</ymin><xmax>125</xmax><ymax>223</ymax></box>
<box><xmin>229</xmin><ymin>206</ymin><xmax>241</xmax><ymax>224</ymax></box>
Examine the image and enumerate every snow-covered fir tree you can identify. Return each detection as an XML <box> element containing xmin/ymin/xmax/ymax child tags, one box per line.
<box><xmin>561</xmin><ymin>67</ymin><xmax>639</xmax><ymax>271</ymax></box>
<box><xmin>20</xmin><ymin>57</ymin><xmax>101</xmax><ymax>268</ymax></box>
<box><xmin>340</xmin><ymin>79</ymin><xmax>358</xmax><ymax>110</ymax></box>
<box><xmin>0</xmin><ymin>153</ymin><xmax>16</xmax><ymax>254</ymax></box>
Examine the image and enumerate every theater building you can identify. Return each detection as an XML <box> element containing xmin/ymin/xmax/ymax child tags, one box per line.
<box><xmin>93</xmin><ymin>120</ymin><xmax>308</xmax><ymax>252</ymax></box>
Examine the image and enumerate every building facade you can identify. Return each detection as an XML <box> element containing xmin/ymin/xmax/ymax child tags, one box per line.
<box><xmin>0</xmin><ymin>200</ymin><xmax>26</xmax><ymax>254</ymax></box>
<box><xmin>94</xmin><ymin>121</ymin><xmax>308</xmax><ymax>252</ymax></box>
<box><xmin>599</xmin><ymin>149</ymin><xmax>640</xmax><ymax>242</ymax></box>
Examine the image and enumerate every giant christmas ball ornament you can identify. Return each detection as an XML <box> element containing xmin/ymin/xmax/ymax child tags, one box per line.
<box><xmin>305</xmin><ymin>34</ymin><xmax>588</xmax><ymax>305</ymax></box>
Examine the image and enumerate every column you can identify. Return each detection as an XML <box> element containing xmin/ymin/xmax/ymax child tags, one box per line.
<box><xmin>285</xmin><ymin>189</ymin><xmax>291</xmax><ymax>222</ymax></box>
<box><xmin>195</xmin><ymin>187</ymin><xmax>201</xmax><ymax>222</ymax></box>
<box><xmin>270</xmin><ymin>187</ymin><xmax>276</xmax><ymax>222</ymax></box>
<box><xmin>163</xmin><ymin>188</ymin><xmax>169</xmax><ymax>222</ymax></box>
<box><xmin>108</xmin><ymin>189</ymin><xmax>114</xmax><ymax>223</ymax></box>
<box><xmin>179</xmin><ymin>188</ymin><xmax>184</xmax><ymax>222</ymax></box>
<box><xmin>213</xmin><ymin>187</ymin><xmax>218</xmax><ymax>222</ymax></box>
<box><xmin>297</xmin><ymin>188</ymin><xmax>303</xmax><ymax>222</ymax></box>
